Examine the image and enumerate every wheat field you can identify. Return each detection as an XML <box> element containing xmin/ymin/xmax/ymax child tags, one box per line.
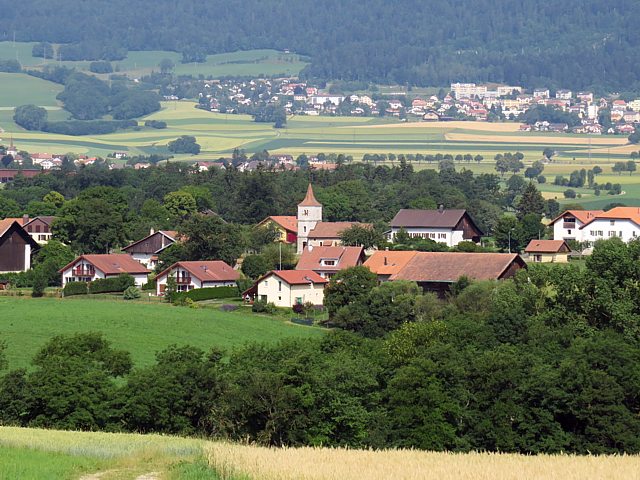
<box><xmin>207</xmin><ymin>443</ymin><xmax>640</xmax><ymax>480</ymax></box>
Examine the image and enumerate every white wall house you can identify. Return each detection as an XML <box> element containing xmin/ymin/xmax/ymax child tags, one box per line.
<box><xmin>388</xmin><ymin>208</ymin><xmax>483</xmax><ymax>247</ymax></box>
<box><xmin>255</xmin><ymin>270</ymin><xmax>327</xmax><ymax>308</ymax></box>
<box><xmin>552</xmin><ymin>208</ymin><xmax>640</xmax><ymax>247</ymax></box>
<box><xmin>155</xmin><ymin>260</ymin><xmax>239</xmax><ymax>296</ymax></box>
<box><xmin>60</xmin><ymin>254</ymin><xmax>150</xmax><ymax>287</ymax></box>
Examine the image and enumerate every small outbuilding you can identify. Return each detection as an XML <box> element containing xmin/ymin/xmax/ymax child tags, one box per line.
<box><xmin>525</xmin><ymin>239</ymin><xmax>571</xmax><ymax>263</ymax></box>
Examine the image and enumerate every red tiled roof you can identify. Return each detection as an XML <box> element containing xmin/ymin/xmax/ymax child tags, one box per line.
<box><xmin>549</xmin><ymin>210</ymin><xmax>603</xmax><ymax>226</ymax></box>
<box><xmin>298</xmin><ymin>184</ymin><xmax>322</xmax><ymax>207</ymax></box>
<box><xmin>309</xmin><ymin>222</ymin><xmax>370</xmax><ymax>239</ymax></box>
<box><xmin>0</xmin><ymin>219</ymin><xmax>19</xmax><ymax>237</ymax></box>
<box><xmin>525</xmin><ymin>240</ymin><xmax>571</xmax><ymax>254</ymax></box>
<box><xmin>60</xmin><ymin>254</ymin><xmax>150</xmax><ymax>275</ymax></box>
<box><xmin>363</xmin><ymin>250</ymin><xmax>418</xmax><ymax>276</ymax></box>
<box><xmin>265</xmin><ymin>270</ymin><xmax>328</xmax><ymax>285</ymax></box>
<box><xmin>389</xmin><ymin>252</ymin><xmax>525</xmax><ymax>282</ymax></box>
<box><xmin>296</xmin><ymin>246</ymin><xmax>364</xmax><ymax>271</ymax></box>
<box><xmin>579</xmin><ymin>206</ymin><xmax>640</xmax><ymax>229</ymax></box>
<box><xmin>158</xmin><ymin>261</ymin><xmax>239</xmax><ymax>283</ymax></box>
<box><xmin>260</xmin><ymin>216</ymin><xmax>298</xmax><ymax>233</ymax></box>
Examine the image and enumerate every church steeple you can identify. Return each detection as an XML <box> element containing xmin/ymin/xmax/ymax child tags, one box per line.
<box><xmin>298</xmin><ymin>183</ymin><xmax>321</xmax><ymax>207</ymax></box>
<box><xmin>297</xmin><ymin>184</ymin><xmax>323</xmax><ymax>253</ymax></box>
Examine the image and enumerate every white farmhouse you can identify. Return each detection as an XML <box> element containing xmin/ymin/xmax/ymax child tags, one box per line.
<box><xmin>252</xmin><ymin>270</ymin><xmax>328</xmax><ymax>308</ymax></box>
<box><xmin>60</xmin><ymin>254</ymin><xmax>150</xmax><ymax>287</ymax></box>
<box><xmin>388</xmin><ymin>208</ymin><xmax>483</xmax><ymax>247</ymax></box>
<box><xmin>549</xmin><ymin>210</ymin><xmax>603</xmax><ymax>243</ymax></box>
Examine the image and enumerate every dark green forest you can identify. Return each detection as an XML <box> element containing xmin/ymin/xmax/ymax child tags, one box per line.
<box><xmin>1</xmin><ymin>0</ymin><xmax>639</xmax><ymax>90</ymax></box>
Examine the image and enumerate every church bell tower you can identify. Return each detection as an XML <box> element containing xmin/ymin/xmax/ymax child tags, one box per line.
<box><xmin>297</xmin><ymin>184</ymin><xmax>322</xmax><ymax>253</ymax></box>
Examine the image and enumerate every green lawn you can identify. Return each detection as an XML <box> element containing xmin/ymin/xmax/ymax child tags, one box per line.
<box><xmin>0</xmin><ymin>73</ymin><xmax>63</xmax><ymax>109</ymax></box>
<box><xmin>0</xmin><ymin>297</ymin><xmax>323</xmax><ymax>370</ymax></box>
<box><xmin>0</xmin><ymin>427</ymin><xmax>220</xmax><ymax>479</ymax></box>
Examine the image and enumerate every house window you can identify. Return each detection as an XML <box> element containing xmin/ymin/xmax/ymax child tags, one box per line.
<box><xmin>534</xmin><ymin>255</ymin><xmax>542</xmax><ymax>262</ymax></box>
<box><xmin>590</xmin><ymin>230</ymin><xmax>594</xmax><ymax>236</ymax></box>
<box><xmin>597</xmin><ymin>230</ymin><xmax>603</xmax><ymax>236</ymax></box>
<box><xmin>634</xmin><ymin>231</ymin><xmax>637</xmax><ymax>237</ymax></box>
<box><xmin>260</xmin><ymin>295</ymin><xmax>267</xmax><ymax>302</ymax></box>
<box><xmin>608</xmin><ymin>231</ymin><xmax>616</xmax><ymax>237</ymax></box>
<box><xmin>295</xmin><ymin>297</ymin><xmax>303</xmax><ymax>305</ymax></box>
<box><xmin>567</xmin><ymin>230</ymin><xmax>572</xmax><ymax>235</ymax></box>
<box><xmin>610</xmin><ymin>220</ymin><xmax>616</xmax><ymax>226</ymax></box>
<box><xmin>620</xmin><ymin>231</ymin><xmax>623</xmax><ymax>237</ymax></box>
<box><xmin>303</xmin><ymin>226</ymin><xmax>307</xmax><ymax>233</ymax></box>
<box><xmin>278</xmin><ymin>281</ymin><xmax>282</xmax><ymax>292</ymax></box>
<box><xmin>319</xmin><ymin>242</ymin><xmax>323</xmax><ymax>246</ymax></box>
<box><xmin>438</xmin><ymin>233</ymin><xmax>447</xmax><ymax>239</ymax></box>
<box><xmin>264</xmin><ymin>280</ymin><xmax>268</xmax><ymax>287</ymax></box>
<box><xmin>35</xmin><ymin>225</ymin><xmax>41</xmax><ymax>233</ymax></box>
<box><xmin>323</xmin><ymin>260</ymin><xmax>335</xmax><ymax>266</ymax></box>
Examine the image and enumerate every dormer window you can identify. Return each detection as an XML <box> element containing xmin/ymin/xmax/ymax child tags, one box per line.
<box><xmin>322</xmin><ymin>259</ymin><xmax>336</xmax><ymax>266</ymax></box>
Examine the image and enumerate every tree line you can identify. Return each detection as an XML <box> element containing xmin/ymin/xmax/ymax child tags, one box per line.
<box><xmin>1</xmin><ymin>239</ymin><xmax>640</xmax><ymax>453</ymax></box>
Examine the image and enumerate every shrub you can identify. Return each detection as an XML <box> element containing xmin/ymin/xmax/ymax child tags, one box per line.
<box><xmin>252</xmin><ymin>299</ymin><xmax>278</xmax><ymax>314</ymax></box>
<box><xmin>88</xmin><ymin>274</ymin><xmax>135</xmax><ymax>294</ymax></box>
<box><xmin>123</xmin><ymin>286</ymin><xmax>141</xmax><ymax>300</ymax></box>
<box><xmin>63</xmin><ymin>281</ymin><xmax>88</xmax><ymax>297</ymax></box>
<box><xmin>292</xmin><ymin>303</ymin><xmax>305</xmax><ymax>315</ymax></box>
<box><xmin>144</xmin><ymin>120</ymin><xmax>167</xmax><ymax>129</ymax></box>
<box><xmin>31</xmin><ymin>274</ymin><xmax>46</xmax><ymax>298</ymax></box>
<box><xmin>563</xmin><ymin>189</ymin><xmax>576</xmax><ymax>199</ymax></box>
<box><xmin>172</xmin><ymin>286</ymin><xmax>238</xmax><ymax>303</ymax></box>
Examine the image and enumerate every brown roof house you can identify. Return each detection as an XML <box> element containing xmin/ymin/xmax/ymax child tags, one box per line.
<box><xmin>22</xmin><ymin>215</ymin><xmax>57</xmax><ymax>245</ymax></box>
<box><xmin>385</xmin><ymin>251</ymin><xmax>526</xmax><ymax>297</ymax></box>
<box><xmin>60</xmin><ymin>254</ymin><xmax>150</xmax><ymax>287</ymax></box>
<box><xmin>0</xmin><ymin>219</ymin><xmax>39</xmax><ymax>273</ymax></box>
<box><xmin>296</xmin><ymin>245</ymin><xmax>365</xmax><ymax>279</ymax></box>
<box><xmin>296</xmin><ymin>184</ymin><xmax>369</xmax><ymax>253</ymax></box>
<box><xmin>122</xmin><ymin>229</ymin><xmax>179</xmax><ymax>268</ymax></box>
<box><xmin>363</xmin><ymin>250</ymin><xmax>419</xmax><ymax>282</ymax></box>
<box><xmin>155</xmin><ymin>260</ymin><xmax>239</xmax><ymax>296</ymax></box>
<box><xmin>525</xmin><ymin>239</ymin><xmax>571</xmax><ymax>263</ymax></box>
<box><xmin>389</xmin><ymin>207</ymin><xmax>483</xmax><ymax>247</ymax></box>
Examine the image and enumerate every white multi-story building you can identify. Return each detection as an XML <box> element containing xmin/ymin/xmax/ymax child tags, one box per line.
<box><xmin>253</xmin><ymin>270</ymin><xmax>327</xmax><ymax>307</ymax></box>
<box><xmin>551</xmin><ymin>208</ymin><xmax>640</xmax><ymax>245</ymax></box>
<box><xmin>450</xmin><ymin>83</ymin><xmax>487</xmax><ymax>99</ymax></box>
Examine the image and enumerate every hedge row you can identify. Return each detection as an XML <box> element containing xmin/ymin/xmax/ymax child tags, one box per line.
<box><xmin>63</xmin><ymin>281</ymin><xmax>88</xmax><ymax>296</ymax></box>
<box><xmin>173</xmin><ymin>286</ymin><xmax>239</xmax><ymax>302</ymax></box>
<box><xmin>88</xmin><ymin>274</ymin><xmax>135</xmax><ymax>294</ymax></box>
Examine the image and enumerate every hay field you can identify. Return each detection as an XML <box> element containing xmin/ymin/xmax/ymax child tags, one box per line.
<box><xmin>207</xmin><ymin>443</ymin><xmax>640</xmax><ymax>480</ymax></box>
<box><xmin>359</xmin><ymin>120</ymin><xmax>522</xmax><ymax>132</ymax></box>
<box><xmin>445</xmin><ymin>132</ymin><xmax>627</xmax><ymax>145</ymax></box>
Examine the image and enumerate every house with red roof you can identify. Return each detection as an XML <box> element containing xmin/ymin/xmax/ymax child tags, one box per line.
<box><xmin>296</xmin><ymin>245</ymin><xmax>364</xmax><ymax>279</ymax></box>
<box><xmin>249</xmin><ymin>270</ymin><xmax>328</xmax><ymax>307</ymax></box>
<box><xmin>549</xmin><ymin>210</ymin><xmax>603</xmax><ymax>243</ymax></box>
<box><xmin>255</xmin><ymin>216</ymin><xmax>297</xmax><ymax>244</ymax></box>
<box><xmin>525</xmin><ymin>240</ymin><xmax>571</xmax><ymax>263</ymax></box>
<box><xmin>122</xmin><ymin>229</ymin><xmax>179</xmax><ymax>268</ymax></box>
<box><xmin>387</xmin><ymin>252</ymin><xmax>526</xmax><ymax>297</ymax></box>
<box><xmin>155</xmin><ymin>260</ymin><xmax>239</xmax><ymax>296</ymax></box>
<box><xmin>577</xmin><ymin>207</ymin><xmax>640</xmax><ymax>244</ymax></box>
<box><xmin>0</xmin><ymin>219</ymin><xmax>39</xmax><ymax>273</ymax></box>
<box><xmin>60</xmin><ymin>254</ymin><xmax>150</xmax><ymax>287</ymax></box>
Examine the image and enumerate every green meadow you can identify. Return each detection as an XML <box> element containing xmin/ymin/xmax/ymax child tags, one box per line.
<box><xmin>0</xmin><ymin>296</ymin><xmax>323</xmax><ymax>370</ymax></box>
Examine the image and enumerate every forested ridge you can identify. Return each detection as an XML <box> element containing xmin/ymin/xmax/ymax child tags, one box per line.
<box><xmin>1</xmin><ymin>0</ymin><xmax>640</xmax><ymax>90</ymax></box>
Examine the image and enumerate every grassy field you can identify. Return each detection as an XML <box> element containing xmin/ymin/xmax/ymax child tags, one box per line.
<box><xmin>0</xmin><ymin>426</ymin><xmax>214</xmax><ymax>479</ymax></box>
<box><xmin>1</xmin><ymin>427</ymin><xmax>638</xmax><ymax>480</ymax></box>
<box><xmin>0</xmin><ymin>296</ymin><xmax>323</xmax><ymax>370</ymax></box>
<box><xmin>0</xmin><ymin>41</ymin><xmax>307</xmax><ymax>79</ymax></box>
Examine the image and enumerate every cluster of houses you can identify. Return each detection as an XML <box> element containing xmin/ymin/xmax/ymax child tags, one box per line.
<box><xmin>194</xmin><ymin>76</ymin><xmax>640</xmax><ymax>135</ymax></box>
<box><xmin>5</xmin><ymin>184</ymin><xmax>640</xmax><ymax>308</ymax></box>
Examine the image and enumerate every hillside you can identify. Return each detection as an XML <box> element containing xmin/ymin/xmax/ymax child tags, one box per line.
<box><xmin>0</xmin><ymin>297</ymin><xmax>322</xmax><ymax>369</ymax></box>
<box><xmin>0</xmin><ymin>0</ymin><xmax>639</xmax><ymax>90</ymax></box>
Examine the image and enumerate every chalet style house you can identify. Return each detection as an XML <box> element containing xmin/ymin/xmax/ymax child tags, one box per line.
<box><xmin>365</xmin><ymin>251</ymin><xmax>526</xmax><ymax>296</ymax></box>
<box><xmin>0</xmin><ymin>219</ymin><xmax>39</xmax><ymax>273</ymax></box>
<box><xmin>22</xmin><ymin>215</ymin><xmax>56</xmax><ymax>244</ymax></box>
<box><xmin>155</xmin><ymin>260</ymin><xmax>239</xmax><ymax>296</ymax></box>
<box><xmin>122</xmin><ymin>229</ymin><xmax>178</xmax><ymax>268</ymax></box>
<box><xmin>388</xmin><ymin>208</ymin><xmax>483</xmax><ymax>247</ymax></box>
<box><xmin>256</xmin><ymin>216</ymin><xmax>297</xmax><ymax>244</ymax></box>
<box><xmin>525</xmin><ymin>240</ymin><xmax>571</xmax><ymax>263</ymax></box>
<box><xmin>247</xmin><ymin>270</ymin><xmax>328</xmax><ymax>307</ymax></box>
<box><xmin>296</xmin><ymin>184</ymin><xmax>368</xmax><ymax>253</ymax></box>
<box><xmin>295</xmin><ymin>245</ymin><xmax>365</xmax><ymax>279</ymax></box>
<box><xmin>60</xmin><ymin>254</ymin><xmax>150</xmax><ymax>287</ymax></box>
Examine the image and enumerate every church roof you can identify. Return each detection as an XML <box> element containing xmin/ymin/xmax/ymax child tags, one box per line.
<box><xmin>298</xmin><ymin>184</ymin><xmax>322</xmax><ymax>207</ymax></box>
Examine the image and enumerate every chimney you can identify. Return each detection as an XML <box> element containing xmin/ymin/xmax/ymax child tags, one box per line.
<box><xmin>150</xmin><ymin>228</ymin><xmax>155</xmax><ymax>235</ymax></box>
<box><xmin>22</xmin><ymin>214</ymin><xmax>29</xmax><ymax>225</ymax></box>
<box><xmin>438</xmin><ymin>204</ymin><xmax>444</xmax><ymax>213</ymax></box>
<box><xmin>384</xmin><ymin>256</ymin><xmax>388</xmax><ymax>266</ymax></box>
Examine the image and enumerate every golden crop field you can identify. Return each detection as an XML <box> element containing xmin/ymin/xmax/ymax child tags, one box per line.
<box><xmin>208</xmin><ymin>443</ymin><xmax>640</xmax><ymax>480</ymax></box>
